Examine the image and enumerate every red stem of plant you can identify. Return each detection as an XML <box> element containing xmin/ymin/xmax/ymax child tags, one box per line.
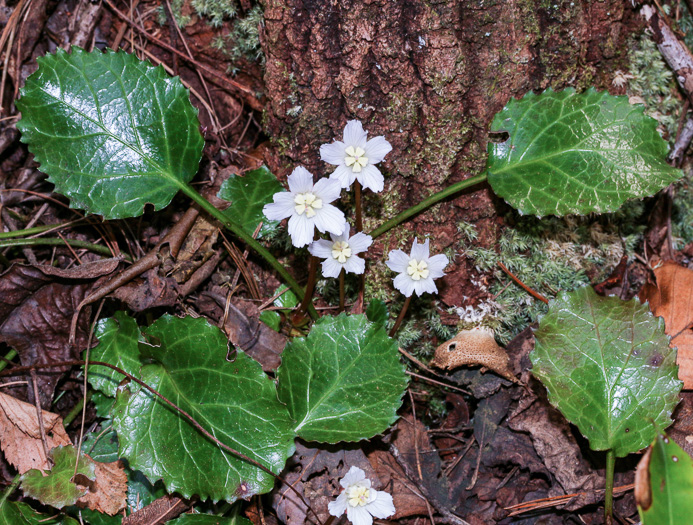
<box><xmin>298</xmin><ymin>255</ymin><xmax>319</xmax><ymax>317</ymax></box>
<box><xmin>498</xmin><ymin>261</ymin><xmax>549</xmax><ymax>304</ymax></box>
<box><xmin>355</xmin><ymin>181</ymin><xmax>363</xmax><ymax>232</ymax></box>
<box><xmin>339</xmin><ymin>269</ymin><xmax>345</xmax><ymax>313</ymax></box>
<box><xmin>389</xmin><ymin>295</ymin><xmax>412</xmax><ymax>337</ymax></box>
<box><xmin>1</xmin><ymin>360</ymin><xmax>324</xmax><ymax>525</ymax></box>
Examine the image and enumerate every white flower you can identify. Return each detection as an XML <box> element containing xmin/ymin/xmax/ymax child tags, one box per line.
<box><xmin>308</xmin><ymin>227</ymin><xmax>372</xmax><ymax>278</ymax></box>
<box><xmin>328</xmin><ymin>466</ymin><xmax>395</xmax><ymax>525</ymax></box>
<box><xmin>386</xmin><ymin>238</ymin><xmax>448</xmax><ymax>297</ymax></box>
<box><xmin>320</xmin><ymin>120</ymin><xmax>392</xmax><ymax>193</ymax></box>
<box><xmin>263</xmin><ymin>166</ymin><xmax>346</xmax><ymax>248</ymax></box>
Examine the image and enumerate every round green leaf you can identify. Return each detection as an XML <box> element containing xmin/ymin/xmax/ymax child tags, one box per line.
<box><xmin>531</xmin><ymin>286</ymin><xmax>681</xmax><ymax>457</ymax></box>
<box><xmin>111</xmin><ymin>315</ymin><xmax>295</xmax><ymax>502</ymax></box>
<box><xmin>276</xmin><ymin>313</ymin><xmax>408</xmax><ymax>443</ymax></box>
<box><xmin>0</xmin><ymin>501</ymin><xmax>77</xmax><ymax>525</ymax></box>
<box><xmin>88</xmin><ymin>311</ymin><xmax>144</xmax><ymax>397</ymax></box>
<box><xmin>638</xmin><ymin>433</ymin><xmax>693</xmax><ymax>525</ymax></box>
<box><xmin>217</xmin><ymin>166</ymin><xmax>284</xmax><ymax>239</ymax></box>
<box><xmin>487</xmin><ymin>88</ymin><xmax>682</xmax><ymax>216</ymax></box>
<box><xmin>16</xmin><ymin>47</ymin><xmax>204</xmax><ymax>219</ymax></box>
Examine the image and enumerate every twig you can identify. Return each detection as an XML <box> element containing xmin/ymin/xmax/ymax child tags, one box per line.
<box><xmin>497</xmin><ymin>261</ymin><xmax>549</xmax><ymax>304</ymax></box>
<box><xmin>29</xmin><ymin>369</ymin><xmax>51</xmax><ymax>464</ymax></box>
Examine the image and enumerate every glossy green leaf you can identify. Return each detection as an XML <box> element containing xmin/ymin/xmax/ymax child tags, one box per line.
<box><xmin>365</xmin><ymin>299</ymin><xmax>388</xmax><ymax>328</ymax></box>
<box><xmin>487</xmin><ymin>88</ymin><xmax>682</xmax><ymax>216</ymax></box>
<box><xmin>126</xmin><ymin>470</ymin><xmax>166</xmax><ymax>513</ymax></box>
<box><xmin>88</xmin><ymin>311</ymin><xmax>144</xmax><ymax>397</ymax></box>
<box><xmin>16</xmin><ymin>47</ymin><xmax>204</xmax><ymax>219</ymax></box>
<box><xmin>273</xmin><ymin>285</ymin><xmax>298</xmax><ymax>310</ymax></box>
<box><xmin>637</xmin><ymin>433</ymin><xmax>693</xmax><ymax>525</ymax></box>
<box><xmin>20</xmin><ymin>446</ymin><xmax>95</xmax><ymax>508</ymax></box>
<box><xmin>92</xmin><ymin>391</ymin><xmax>115</xmax><ymax>419</ymax></box>
<box><xmin>0</xmin><ymin>501</ymin><xmax>77</xmax><ymax>525</ymax></box>
<box><xmin>168</xmin><ymin>514</ymin><xmax>250</xmax><ymax>525</ymax></box>
<box><xmin>82</xmin><ymin>424</ymin><xmax>119</xmax><ymax>463</ymax></box>
<box><xmin>111</xmin><ymin>315</ymin><xmax>295</xmax><ymax>502</ymax></box>
<box><xmin>277</xmin><ymin>314</ymin><xmax>408</xmax><ymax>442</ymax></box>
<box><xmin>259</xmin><ymin>310</ymin><xmax>281</xmax><ymax>332</ymax></box>
<box><xmin>532</xmin><ymin>287</ymin><xmax>681</xmax><ymax>457</ymax></box>
<box><xmin>218</xmin><ymin>166</ymin><xmax>284</xmax><ymax>239</ymax></box>
<box><xmin>70</xmin><ymin>509</ymin><xmax>120</xmax><ymax>525</ymax></box>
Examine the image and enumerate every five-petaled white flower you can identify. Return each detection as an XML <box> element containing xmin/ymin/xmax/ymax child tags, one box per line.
<box><xmin>308</xmin><ymin>226</ymin><xmax>373</xmax><ymax>278</ymax></box>
<box><xmin>386</xmin><ymin>238</ymin><xmax>448</xmax><ymax>297</ymax></box>
<box><xmin>328</xmin><ymin>466</ymin><xmax>395</xmax><ymax>525</ymax></box>
<box><xmin>263</xmin><ymin>166</ymin><xmax>346</xmax><ymax>248</ymax></box>
<box><xmin>320</xmin><ymin>120</ymin><xmax>392</xmax><ymax>193</ymax></box>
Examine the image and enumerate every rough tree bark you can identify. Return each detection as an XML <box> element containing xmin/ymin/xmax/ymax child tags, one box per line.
<box><xmin>259</xmin><ymin>0</ymin><xmax>637</xmax><ymax>307</ymax></box>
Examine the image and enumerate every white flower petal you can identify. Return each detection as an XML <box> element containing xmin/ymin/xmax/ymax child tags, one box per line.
<box><xmin>321</xmin><ymin>257</ymin><xmax>343</xmax><ymax>278</ymax></box>
<box><xmin>386</xmin><ymin>249</ymin><xmax>410</xmax><ymax>273</ymax></box>
<box><xmin>414</xmin><ymin>277</ymin><xmax>438</xmax><ymax>296</ymax></box>
<box><xmin>313</xmin><ymin>177</ymin><xmax>343</xmax><ymax>203</ymax></box>
<box><xmin>308</xmin><ymin>239</ymin><xmax>334</xmax><ymax>259</ymax></box>
<box><xmin>410</xmin><ymin>238</ymin><xmax>430</xmax><ymax>261</ymax></box>
<box><xmin>320</xmin><ymin>141</ymin><xmax>347</xmax><ymax>165</ymax></box>
<box><xmin>348</xmin><ymin>232</ymin><xmax>372</xmax><ymax>254</ymax></box>
<box><xmin>343</xmin><ymin>120</ymin><xmax>368</xmax><ymax>149</ymax></box>
<box><xmin>332</xmin><ymin>225</ymin><xmax>351</xmax><ymax>243</ymax></box>
<box><xmin>287</xmin><ymin>166</ymin><xmax>314</xmax><ymax>193</ymax></box>
<box><xmin>343</xmin><ymin>256</ymin><xmax>365</xmax><ymax>275</ymax></box>
<box><xmin>328</xmin><ymin>493</ymin><xmax>348</xmax><ymax>517</ymax></box>
<box><xmin>346</xmin><ymin>505</ymin><xmax>373</xmax><ymax>525</ymax></box>
<box><xmin>329</xmin><ymin>164</ymin><xmax>356</xmax><ymax>189</ymax></box>
<box><xmin>357</xmin><ymin>165</ymin><xmax>384</xmax><ymax>193</ymax></box>
<box><xmin>393</xmin><ymin>273</ymin><xmax>416</xmax><ymax>297</ymax></box>
<box><xmin>427</xmin><ymin>253</ymin><xmax>449</xmax><ymax>278</ymax></box>
<box><xmin>340</xmin><ymin>466</ymin><xmax>366</xmax><ymax>488</ymax></box>
<box><xmin>263</xmin><ymin>197</ymin><xmax>293</xmax><ymax>221</ymax></box>
<box><xmin>287</xmin><ymin>214</ymin><xmax>314</xmax><ymax>248</ymax></box>
<box><xmin>366</xmin><ymin>490</ymin><xmax>396</xmax><ymax>519</ymax></box>
<box><xmin>313</xmin><ymin>204</ymin><xmax>346</xmax><ymax>236</ymax></box>
<box><xmin>364</xmin><ymin>136</ymin><xmax>392</xmax><ymax>164</ymax></box>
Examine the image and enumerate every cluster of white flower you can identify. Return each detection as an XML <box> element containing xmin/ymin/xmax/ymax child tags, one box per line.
<box><xmin>262</xmin><ymin>121</ymin><xmax>449</xmax><ymax>297</ymax></box>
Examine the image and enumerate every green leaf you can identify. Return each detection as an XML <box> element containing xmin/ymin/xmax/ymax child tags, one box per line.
<box><xmin>111</xmin><ymin>315</ymin><xmax>295</xmax><ymax>502</ymax></box>
<box><xmin>88</xmin><ymin>311</ymin><xmax>144</xmax><ymax>397</ymax></box>
<box><xmin>20</xmin><ymin>446</ymin><xmax>95</xmax><ymax>508</ymax></box>
<box><xmin>487</xmin><ymin>88</ymin><xmax>682</xmax><ymax>216</ymax></box>
<box><xmin>0</xmin><ymin>501</ymin><xmax>78</xmax><ymax>525</ymax></box>
<box><xmin>276</xmin><ymin>313</ymin><xmax>408</xmax><ymax>442</ymax></box>
<box><xmin>16</xmin><ymin>47</ymin><xmax>204</xmax><ymax>219</ymax></box>
<box><xmin>92</xmin><ymin>391</ymin><xmax>115</xmax><ymax>419</ymax></box>
<box><xmin>126</xmin><ymin>470</ymin><xmax>166</xmax><ymax>513</ymax></box>
<box><xmin>273</xmin><ymin>285</ymin><xmax>298</xmax><ymax>310</ymax></box>
<box><xmin>531</xmin><ymin>286</ymin><xmax>682</xmax><ymax>457</ymax></box>
<box><xmin>365</xmin><ymin>299</ymin><xmax>388</xmax><ymax>328</ymax></box>
<box><xmin>218</xmin><ymin>166</ymin><xmax>284</xmax><ymax>239</ymax></box>
<box><xmin>259</xmin><ymin>310</ymin><xmax>281</xmax><ymax>332</ymax></box>
<box><xmin>82</xmin><ymin>424</ymin><xmax>119</xmax><ymax>463</ymax></box>
<box><xmin>637</xmin><ymin>433</ymin><xmax>693</xmax><ymax>525</ymax></box>
<box><xmin>168</xmin><ymin>514</ymin><xmax>250</xmax><ymax>525</ymax></box>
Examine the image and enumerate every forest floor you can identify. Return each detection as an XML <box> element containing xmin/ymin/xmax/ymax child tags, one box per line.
<box><xmin>1</xmin><ymin>1</ymin><xmax>693</xmax><ymax>525</ymax></box>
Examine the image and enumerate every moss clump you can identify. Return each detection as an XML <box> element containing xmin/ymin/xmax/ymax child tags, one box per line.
<box><xmin>462</xmin><ymin>202</ymin><xmax>645</xmax><ymax>342</ymax></box>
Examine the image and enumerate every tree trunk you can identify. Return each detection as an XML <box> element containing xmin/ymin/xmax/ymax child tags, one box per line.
<box><xmin>259</xmin><ymin>0</ymin><xmax>637</xmax><ymax>307</ymax></box>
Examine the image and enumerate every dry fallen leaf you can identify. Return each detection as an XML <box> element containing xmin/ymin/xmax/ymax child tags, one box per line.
<box><xmin>78</xmin><ymin>458</ymin><xmax>128</xmax><ymax>516</ymax></box>
<box><xmin>639</xmin><ymin>261</ymin><xmax>693</xmax><ymax>389</ymax></box>
<box><xmin>0</xmin><ymin>391</ymin><xmax>71</xmax><ymax>473</ymax></box>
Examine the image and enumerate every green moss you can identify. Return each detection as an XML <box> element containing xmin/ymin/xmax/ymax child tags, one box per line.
<box><xmin>463</xmin><ymin>202</ymin><xmax>645</xmax><ymax>342</ymax></box>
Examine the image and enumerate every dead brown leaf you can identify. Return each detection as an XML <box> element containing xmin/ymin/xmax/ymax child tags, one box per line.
<box><xmin>639</xmin><ymin>261</ymin><xmax>693</xmax><ymax>389</ymax></box>
<box><xmin>0</xmin><ymin>392</ymin><xmax>71</xmax><ymax>473</ymax></box>
<box><xmin>77</xmin><ymin>458</ymin><xmax>128</xmax><ymax>516</ymax></box>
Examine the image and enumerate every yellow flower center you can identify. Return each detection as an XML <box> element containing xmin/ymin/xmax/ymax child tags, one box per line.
<box><xmin>407</xmin><ymin>259</ymin><xmax>429</xmax><ymax>281</ymax></box>
<box><xmin>331</xmin><ymin>241</ymin><xmax>352</xmax><ymax>263</ymax></box>
<box><xmin>346</xmin><ymin>485</ymin><xmax>371</xmax><ymax>507</ymax></box>
<box><xmin>294</xmin><ymin>192</ymin><xmax>323</xmax><ymax>218</ymax></box>
<box><xmin>344</xmin><ymin>146</ymin><xmax>368</xmax><ymax>173</ymax></box>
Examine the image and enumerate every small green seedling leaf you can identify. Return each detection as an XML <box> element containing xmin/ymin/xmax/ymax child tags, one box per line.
<box><xmin>259</xmin><ymin>310</ymin><xmax>281</xmax><ymax>332</ymax></box>
<box><xmin>20</xmin><ymin>446</ymin><xmax>95</xmax><ymax>509</ymax></box>
<box><xmin>218</xmin><ymin>166</ymin><xmax>284</xmax><ymax>238</ymax></box>
<box><xmin>365</xmin><ymin>299</ymin><xmax>388</xmax><ymax>328</ymax></box>
<box><xmin>273</xmin><ymin>285</ymin><xmax>298</xmax><ymax>310</ymax></box>
<box><xmin>168</xmin><ymin>514</ymin><xmax>251</xmax><ymax>525</ymax></box>
<box><xmin>532</xmin><ymin>287</ymin><xmax>681</xmax><ymax>457</ymax></box>
<box><xmin>16</xmin><ymin>47</ymin><xmax>204</xmax><ymax>219</ymax></box>
<box><xmin>487</xmin><ymin>88</ymin><xmax>682</xmax><ymax>216</ymax></box>
<box><xmin>0</xmin><ymin>500</ymin><xmax>78</xmax><ymax>525</ymax></box>
<box><xmin>87</xmin><ymin>311</ymin><xmax>144</xmax><ymax>397</ymax></box>
<box><xmin>111</xmin><ymin>315</ymin><xmax>295</xmax><ymax>502</ymax></box>
<box><xmin>636</xmin><ymin>433</ymin><xmax>693</xmax><ymax>525</ymax></box>
<box><xmin>277</xmin><ymin>313</ymin><xmax>408</xmax><ymax>442</ymax></box>
<box><xmin>81</xmin><ymin>424</ymin><xmax>119</xmax><ymax>463</ymax></box>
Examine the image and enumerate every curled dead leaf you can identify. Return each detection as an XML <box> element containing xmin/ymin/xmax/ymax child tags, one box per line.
<box><xmin>634</xmin><ymin>444</ymin><xmax>653</xmax><ymax>511</ymax></box>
